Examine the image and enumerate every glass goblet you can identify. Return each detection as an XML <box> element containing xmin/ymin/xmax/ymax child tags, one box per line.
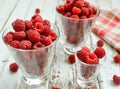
<box><xmin>2</xmin><ymin>24</ymin><xmax>60</xmax><ymax>88</ymax></box>
<box><xmin>56</xmin><ymin>4</ymin><xmax>100</xmax><ymax>54</ymax></box>
<box><xmin>75</xmin><ymin>48</ymin><xmax>106</xmax><ymax>89</ymax></box>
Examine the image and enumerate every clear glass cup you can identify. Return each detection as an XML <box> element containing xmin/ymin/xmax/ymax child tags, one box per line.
<box><xmin>56</xmin><ymin>4</ymin><xmax>100</xmax><ymax>54</ymax></box>
<box><xmin>2</xmin><ymin>24</ymin><xmax>60</xmax><ymax>88</ymax></box>
<box><xmin>75</xmin><ymin>49</ymin><xmax>106</xmax><ymax>89</ymax></box>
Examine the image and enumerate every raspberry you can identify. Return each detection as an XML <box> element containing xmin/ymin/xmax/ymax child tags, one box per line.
<box><xmin>49</xmin><ymin>30</ymin><xmax>57</xmax><ymax>41</ymax></box>
<box><xmin>94</xmin><ymin>47</ymin><xmax>106</xmax><ymax>58</ymax></box>
<box><xmin>51</xmin><ymin>87</ymin><xmax>60</xmax><ymax>89</ymax></box>
<box><xmin>19</xmin><ymin>40</ymin><xmax>32</xmax><ymax>49</ymax></box>
<box><xmin>4</xmin><ymin>32</ymin><xmax>14</xmax><ymax>44</ymax></box>
<box><xmin>65</xmin><ymin>12</ymin><xmax>72</xmax><ymax>17</ymax></box>
<box><xmin>68</xmin><ymin>54</ymin><xmax>76</xmax><ymax>64</ymax></box>
<box><xmin>70</xmin><ymin>15</ymin><xmax>79</xmax><ymax>19</ymax></box>
<box><xmin>13</xmin><ymin>31</ymin><xmax>26</xmax><ymax>41</ymax></box>
<box><xmin>42</xmin><ymin>20</ymin><xmax>51</xmax><ymax>28</ymax></box>
<box><xmin>81</xmin><ymin>7</ymin><xmax>89</xmax><ymax>16</ymax></box>
<box><xmin>32</xmin><ymin>42</ymin><xmax>44</xmax><ymax>49</ymax></box>
<box><xmin>80</xmin><ymin>15</ymin><xmax>87</xmax><ymax>19</ymax></box>
<box><xmin>27</xmin><ymin>30</ymin><xmax>40</xmax><ymax>43</ymax></box>
<box><xmin>34</xmin><ymin>22</ymin><xmax>44</xmax><ymax>32</ymax></box>
<box><xmin>88</xmin><ymin>14</ymin><xmax>95</xmax><ymax>18</ymax></box>
<box><xmin>9</xmin><ymin>63</ymin><xmax>19</xmax><ymax>72</ymax></box>
<box><xmin>85</xmin><ymin>53</ymin><xmax>99</xmax><ymax>64</ymax></box>
<box><xmin>74</xmin><ymin>0</ymin><xmax>83</xmax><ymax>8</ymax></box>
<box><xmin>113</xmin><ymin>75</ymin><xmax>120</xmax><ymax>85</ymax></box>
<box><xmin>76</xmin><ymin>46</ymin><xmax>90</xmax><ymax>62</ymax></box>
<box><xmin>12</xmin><ymin>19</ymin><xmax>25</xmax><ymax>31</ymax></box>
<box><xmin>31</xmin><ymin>15</ymin><xmax>42</xmax><ymax>24</ymax></box>
<box><xmin>113</xmin><ymin>54</ymin><xmax>120</xmax><ymax>63</ymax></box>
<box><xmin>56</xmin><ymin>5</ymin><xmax>65</xmax><ymax>13</ymax></box>
<box><xmin>64</xmin><ymin>3</ymin><xmax>73</xmax><ymax>12</ymax></box>
<box><xmin>97</xmin><ymin>39</ymin><xmax>104</xmax><ymax>47</ymax></box>
<box><xmin>41</xmin><ymin>29</ymin><xmax>51</xmax><ymax>36</ymax></box>
<box><xmin>40</xmin><ymin>36</ymin><xmax>52</xmax><ymax>46</ymax></box>
<box><xmin>10</xmin><ymin>40</ymin><xmax>20</xmax><ymax>48</ymax></box>
<box><xmin>25</xmin><ymin>20</ymin><xmax>33</xmax><ymax>30</ymax></box>
<box><xmin>72</xmin><ymin>7</ymin><xmax>81</xmax><ymax>15</ymax></box>
<box><xmin>35</xmin><ymin>8</ymin><xmax>40</xmax><ymax>14</ymax></box>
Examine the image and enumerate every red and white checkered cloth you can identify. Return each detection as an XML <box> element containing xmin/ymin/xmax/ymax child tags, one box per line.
<box><xmin>92</xmin><ymin>8</ymin><xmax>120</xmax><ymax>52</ymax></box>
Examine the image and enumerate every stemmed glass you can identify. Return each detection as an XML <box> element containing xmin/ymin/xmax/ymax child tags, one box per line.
<box><xmin>75</xmin><ymin>47</ymin><xmax>106</xmax><ymax>89</ymax></box>
<box><xmin>2</xmin><ymin>24</ymin><xmax>60</xmax><ymax>88</ymax></box>
<box><xmin>56</xmin><ymin>3</ymin><xmax>100</xmax><ymax>54</ymax></box>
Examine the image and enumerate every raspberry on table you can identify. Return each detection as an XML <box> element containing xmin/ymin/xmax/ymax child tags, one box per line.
<box><xmin>19</xmin><ymin>40</ymin><xmax>32</xmax><ymax>49</ymax></box>
<box><xmin>9</xmin><ymin>62</ymin><xmax>19</xmax><ymax>72</ymax></box>
<box><xmin>94</xmin><ymin>47</ymin><xmax>106</xmax><ymax>58</ymax></box>
<box><xmin>27</xmin><ymin>30</ymin><xmax>40</xmax><ymax>43</ymax></box>
<box><xmin>113</xmin><ymin>54</ymin><xmax>120</xmax><ymax>63</ymax></box>
<box><xmin>68</xmin><ymin>54</ymin><xmax>76</xmax><ymax>64</ymax></box>
<box><xmin>12</xmin><ymin>19</ymin><xmax>25</xmax><ymax>31</ymax></box>
<box><xmin>85</xmin><ymin>53</ymin><xmax>99</xmax><ymax>64</ymax></box>
<box><xmin>97</xmin><ymin>39</ymin><xmax>104</xmax><ymax>47</ymax></box>
<box><xmin>113</xmin><ymin>75</ymin><xmax>120</xmax><ymax>85</ymax></box>
<box><xmin>13</xmin><ymin>31</ymin><xmax>26</xmax><ymax>41</ymax></box>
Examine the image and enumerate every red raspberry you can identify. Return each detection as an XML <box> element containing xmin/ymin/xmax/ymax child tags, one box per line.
<box><xmin>19</xmin><ymin>40</ymin><xmax>32</xmax><ymax>49</ymax></box>
<box><xmin>113</xmin><ymin>75</ymin><xmax>120</xmax><ymax>85</ymax></box>
<box><xmin>49</xmin><ymin>30</ymin><xmax>57</xmax><ymax>41</ymax></box>
<box><xmin>10</xmin><ymin>40</ymin><xmax>20</xmax><ymax>48</ymax></box>
<box><xmin>31</xmin><ymin>15</ymin><xmax>42</xmax><ymax>24</ymax></box>
<box><xmin>81</xmin><ymin>7</ymin><xmax>89</xmax><ymax>16</ymax></box>
<box><xmin>12</xmin><ymin>19</ymin><xmax>25</xmax><ymax>31</ymax></box>
<box><xmin>27</xmin><ymin>30</ymin><xmax>40</xmax><ymax>43</ymax></box>
<box><xmin>13</xmin><ymin>31</ymin><xmax>26</xmax><ymax>41</ymax></box>
<box><xmin>9</xmin><ymin>63</ymin><xmax>19</xmax><ymax>72</ymax></box>
<box><xmin>76</xmin><ymin>46</ymin><xmax>90</xmax><ymax>62</ymax></box>
<box><xmin>51</xmin><ymin>87</ymin><xmax>60</xmax><ymax>89</ymax></box>
<box><xmin>72</xmin><ymin>7</ymin><xmax>81</xmax><ymax>15</ymax></box>
<box><xmin>35</xmin><ymin>8</ymin><xmax>40</xmax><ymax>14</ymax></box>
<box><xmin>25</xmin><ymin>20</ymin><xmax>33</xmax><ymax>30</ymax></box>
<box><xmin>56</xmin><ymin>5</ymin><xmax>65</xmax><ymax>13</ymax></box>
<box><xmin>83</xmin><ymin>1</ymin><xmax>90</xmax><ymax>7</ymax></box>
<box><xmin>80</xmin><ymin>15</ymin><xmax>87</xmax><ymax>19</ymax></box>
<box><xmin>68</xmin><ymin>54</ymin><xmax>76</xmax><ymax>64</ymax></box>
<box><xmin>41</xmin><ymin>29</ymin><xmax>51</xmax><ymax>36</ymax></box>
<box><xmin>32</xmin><ymin>42</ymin><xmax>44</xmax><ymax>49</ymax></box>
<box><xmin>40</xmin><ymin>36</ymin><xmax>52</xmax><ymax>46</ymax></box>
<box><xmin>113</xmin><ymin>54</ymin><xmax>120</xmax><ymax>63</ymax></box>
<box><xmin>94</xmin><ymin>47</ymin><xmax>106</xmax><ymax>58</ymax></box>
<box><xmin>34</xmin><ymin>22</ymin><xmax>44</xmax><ymax>32</ymax></box>
<box><xmin>85</xmin><ymin>53</ymin><xmax>99</xmax><ymax>64</ymax></box>
<box><xmin>65</xmin><ymin>12</ymin><xmax>72</xmax><ymax>17</ymax></box>
<box><xmin>66</xmin><ymin>0</ymin><xmax>74</xmax><ymax>4</ymax></box>
<box><xmin>74</xmin><ymin>0</ymin><xmax>83</xmax><ymax>8</ymax></box>
<box><xmin>88</xmin><ymin>14</ymin><xmax>95</xmax><ymax>18</ymax></box>
<box><xmin>4</xmin><ymin>32</ymin><xmax>14</xmax><ymax>44</ymax></box>
<box><xmin>64</xmin><ymin>3</ymin><xmax>73</xmax><ymax>12</ymax></box>
<box><xmin>42</xmin><ymin>20</ymin><xmax>51</xmax><ymax>28</ymax></box>
<box><xmin>70</xmin><ymin>15</ymin><xmax>79</xmax><ymax>19</ymax></box>
<box><xmin>97</xmin><ymin>39</ymin><xmax>104</xmax><ymax>47</ymax></box>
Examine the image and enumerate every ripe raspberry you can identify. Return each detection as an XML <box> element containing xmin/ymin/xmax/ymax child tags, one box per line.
<box><xmin>51</xmin><ymin>87</ymin><xmax>60</xmax><ymax>89</ymax></box>
<box><xmin>42</xmin><ymin>20</ymin><xmax>51</xmax><ymax>28</ymax></box>
<box><xmin>74</xmin><ymin>0</ymin><xmax>83</xmax><ymax>8</ymax></box>
<box><xmin>81</xmin><ymin>7</ymin><xmax>89</xmax><ymax>16</ymax></box>
<box><xmin>70</xmin><ymin>15</ymin><xmax>79</xmax><ymax>19</ymax></box>
<box><xmin>72</xmin><ymin>7</ymin><xmax>81</xmax><ymax>15</ymax></box>
<box><xmin>56</xmin><ymin>5</ymin><xmax>65</xmax><ymax>13</ymax></box>
<box><xmin>9</xmin><ymin>63</ymin><xmax>19</xmax><ymax>72</ymax></box>
<box><xmin>40</xmin><ymin>36</ymin><xmax>52</xmax><ymax>46</ymax></box>
<box><xmin>68</xmin><ymin>54</ymin><xmax>76</xmax><ymax>64</ymax></box>
<box><xmin>12</xmin><ymin>19</ymin><xmax>25</xmax><ymax>31</ymax></box>
<box><xmin>97</xmin><ymin>39</ymin><xmax>104</xmax><ymax>47</ymax></box>
<box><xmin>25</xmin><ymin>20</ymin><xmax>33</xmax><ymax>30</ymax></box>
<box><xmin>27</xmin><ymin>30</ymin><xmax>40</xmax><ymax>43</ymax></box>
<box><xmin>13</xmin><ymin>31</ymin><xmax>26</xmax><ymax>41</ymax></box>
<box><xmin>80</xmin><ymin>15</ymin><xmax>87</xmax><ymax>19</ymax></box>
<box><xmin>41</xmin><ymin>29</ymin><xmax>51</xmax><ymax>36</ymax></box>
<box><xmin>32</xmin><ymin>42</ymin><xmax>44</xmax><ymax>49</ymax></box>
<box><xmin>113</xmin><ymin>75</ymin><xmax>120</xmax><ymax>85</ymax></box>
<box><xmin>94</xmin><ymin>47</ymin><xmax>106</xmax><ymax>58</ymax></box>
<box><xmin>85</xmin><ymin>53</ymin><xmax>99</xmax><ymax>64</ymax></box>
<box><xmin>31</xmin><ymin>15</ymin><xmax>42</xmax><ymax>24</ymax></box>
<box><xmin>64</xmin><ymin>3</ymin><xmax>73</xmax><ymax>12</ymax></box>
<box><xmin>76</xmin><ymin>46</ymin><xmax>90</xmax><ymax>62</ymax></box>
<box><xmin>34</xmin><ymin>22</ymin><xmax>44</xmax><ymax>32</ymax></box>
<box><xmin>49</xmin><ymin>30</ymin><xmax>57</xmax><ymax>41</ymax></box>
<box><xmin>10</xmin><ymin>40</ymin><xmax>20</xmax><ymax>48</ymax></box>
<box><xmin>88</xmin><ymin>14</ymin><xmax>95</xmax><ymax>18</ymax></box>
<box><xmin>113</xmin><ymin>54</ymin><xmax>120</xmax><ymax>63</ymax></box>
<box><xmin>4</xmin><ymin>32</ymin><xmax>14</xmax><ymax>44</ymax></box>
<box><xmin>19</xmin><ymin>40</ymin><xmax>32</xmax><ymax>49</ymax></box>
<box><xmin>35</xmin><ymin>8</ymin><xmax>40</xmax><ymax>14</ymax></box>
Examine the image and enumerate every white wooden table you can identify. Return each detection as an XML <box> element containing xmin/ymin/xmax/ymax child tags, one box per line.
<box><xmin>0</xmin><ymin>0</ymin><xmax>120</xmax><ymax>89</ymax></box>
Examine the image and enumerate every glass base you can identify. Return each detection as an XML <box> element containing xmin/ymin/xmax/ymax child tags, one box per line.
<box><xmin>63</xmin><ymin>46</ymin><xmax>77</xmax><ymax>54</ymax></box>
<box><xmin>77</xmin><ymin>78</ymin><xmax>96</xmax><ymax>89</ymax></box>
<box><xmin>22</xmin><ymin>75</ymin><xmax>49</xmax><ymax>88</ymax></box>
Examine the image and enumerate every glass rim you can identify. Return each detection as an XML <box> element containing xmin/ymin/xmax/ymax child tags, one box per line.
<box><xmin>56</xmin><ymin>3</ymin><xmax>100</xmax><ymax>21</ymax></box>
<box><xmin>2</xmin><ymin>24</ymin><xmax>60</xmax><ymax>52</ymax></box>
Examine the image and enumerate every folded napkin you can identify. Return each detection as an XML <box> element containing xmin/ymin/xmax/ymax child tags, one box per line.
<box><xmin>92</xmin><ymin>8</ymin><xmax>120</xmax><ymax>52</ymax></box>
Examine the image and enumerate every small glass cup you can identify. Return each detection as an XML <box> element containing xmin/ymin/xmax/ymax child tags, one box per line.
<box><xmin>56</xmin><ymin>4</ymin><xmax>100</xmax><ymax>54</ymax></box>
<box><xmin>2</xmin><ymin>24</ymin><xmax>60</xmax><ymax>88</ymax></box>
<box><xmin>75</xmin><ymin>48</ymin><xmax>106</xmax><ymax>89</ymax></box>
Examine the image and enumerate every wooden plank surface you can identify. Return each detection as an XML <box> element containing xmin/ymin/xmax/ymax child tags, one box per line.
<box><xmin>0</xmin><ymin>0</ymin><xmax>120</xmax><ymax>89</ymax></box>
